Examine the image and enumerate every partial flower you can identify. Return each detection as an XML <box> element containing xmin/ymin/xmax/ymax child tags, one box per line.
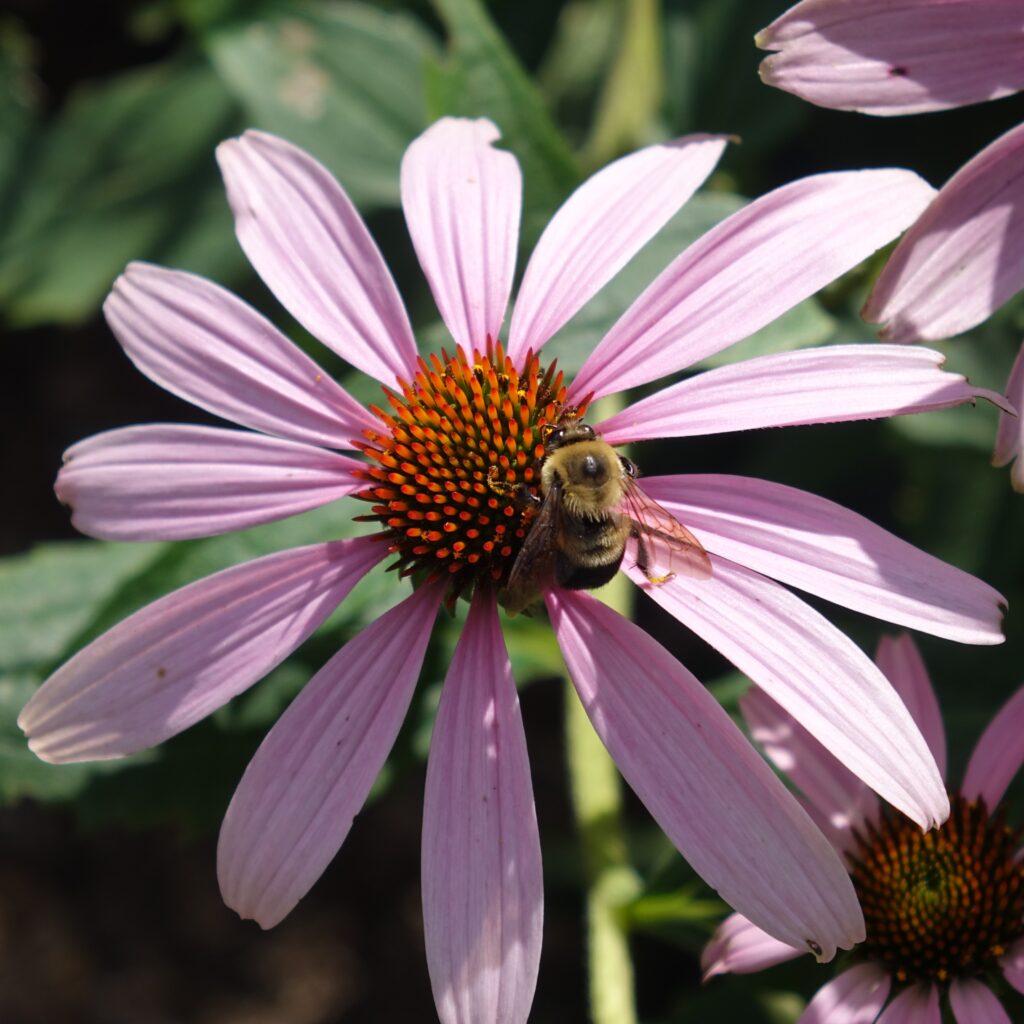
<box><xmin>703</xmin><ymin>632</ymin><xmax>1024</xmax><ymax>1024</ymax></box>
<box><xmin>994</xmin><ymin>340</ymin><xmax>1024</xmax><ymax>491</ymax></box>
<box><xmin>19</xmin><ymin>120</ymin><xmax>1008</xmax><ymax>1023</ymax></box>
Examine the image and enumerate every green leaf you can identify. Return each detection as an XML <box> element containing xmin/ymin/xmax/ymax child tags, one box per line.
<box><xmin>203</xmin><ymin>1</ymin><xmax>438</xmax><ymax>208</ymax></box>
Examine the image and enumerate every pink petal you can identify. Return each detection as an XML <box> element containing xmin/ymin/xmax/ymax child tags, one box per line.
<box><xmin>877</xmin><ymin>984</ymin><xmax>940</xmax><ymax>1024</ymax></box>
<box><xmin>218</xmin><ymin>582</ymin><xmax>442</xmax><ymax>928</ymax></box>
<box><xmin>56</xmin><ymin>424</ymin><xmax>362</xmax><ymax>541</ymax></box>
<box><xmin>401</xmin><ymin>118</ymin><xmax>521</xmax><ymax>358</ymax></box>
<box><xmin>422</xmin><ymin>592</ymin><xmax>542</xmax><ymax>1024</ymax></box>
<box><xmin>701</xmin><ymin>913</ymin><xmax>803</xmax><ymax>980</ymax></box>
<box><xmin>569</xmin><ymin>169</ymin><xmax>935</xmax><ymax>402</ymax></box>
<box><xmin>757</xmin><ymin>0</ymin><xmax>1024</xmax><ymax>116</ymax></box>
<box><xmin>17</xmin><ymin>538</ymin><xmax>384</xmax><ymax>762</ymax></box>
<box><xmin>635</xmin><ymin>474</ymin><xmax>1005</xmax><ymax>645</ymax></box>
<box><xmin>103</xmin><ymin>263</ymin><xmax>376</xmax><ymax>447</ymax></box>
<box><xmin>797</xmin><ymin>963</ymin><xmax>891</xmax><ymax>1024</ymax></box>
<box><xmin>598</xmin><ymin>344</ymin><xmax>1003</xmax><ymax>442</ymax></box>
<box><xmin>740</xmin><ymin>687</ymin><xmax>876</xmax><ymax>851</ymax></box>
<box><xmin>962</xmin><ymin>685</ymin><xmax>1024</xmax><ymax>807</ymax></box>
<box><xmin>864</xmin><ymin>122</ymin><xmax>1024</xmax><ymax>341</ymax></box>
<box><xmin>547</xmin><ymin>589</ymin><xmax>865</xmax><ymax>960</ymax></box>
<box><xmin>217</xmin><ymin>130</ymin><xmax>418</xmax><ymax>384</ymax></box>
<box><xmin>874</xmin><ymin>634</ymin><xmax>946</xmax><ymax>781</ymax></box>
<box><xmin>506</xmin><ymin>134</ymin><xmax>729</xmax><ymax>362</ymax></box>
<box><xmin>627</xmin><ymin>555</ymin><xmax>949</xmax><ymax>830</ymax></box>
<box><xmin>1001</xmin><ymin>936</ymin><xmax>1024</xmax><ymax>994</ymax></box>
<box><xmin>949</xmin><ymin>978</ymin><xmax>1012</xmax><ymax>1024</ymax></box>
<box><xmin>993</xmin><ymin>339</ymin><xmax>1024</xmax><ymax>492</ymax></box>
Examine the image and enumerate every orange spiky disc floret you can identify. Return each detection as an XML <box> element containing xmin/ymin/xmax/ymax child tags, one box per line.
<box><xmin>351</xmin><ymin>342</ymin><xmax>588</xmax><ymax>601</ymax></box>
<box><xmin>848</xmin><ymin>793</ymin><xmax>1024</xmax><ymax>985</ymax></box>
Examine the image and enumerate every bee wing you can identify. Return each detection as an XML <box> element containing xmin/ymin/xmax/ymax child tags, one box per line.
<box><xmin>619</xmin><ymin>479</ymin><xmax>713</xmax><ymax>582</ymax></box>
<box><xmin>504</xmin><ymin>481</ymin><xmax>563</xmax><ymax>613</ymax></box>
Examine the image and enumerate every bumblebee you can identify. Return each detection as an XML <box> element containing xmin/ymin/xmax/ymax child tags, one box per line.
<box><xmin>501</xmin><ymin>416</ymin><xmax>712</xmax><ymax>614</ymax></box>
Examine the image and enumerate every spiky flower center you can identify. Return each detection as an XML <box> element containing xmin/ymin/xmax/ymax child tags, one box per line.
<box><xmin>352</xmin><ymin>344</ymin><xmax>585</xmax><ymax>599</ymax></box>
<box><xmin>849</xmin><ymin>794</ymin><xmax>1024</xmax><ymax>984</ymax></box>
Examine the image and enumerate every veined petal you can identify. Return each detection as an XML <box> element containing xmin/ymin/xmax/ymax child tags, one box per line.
<box><xmin>401</xmin><ymin>118</ymin><xmax>521</xmax><ymax>358</ymax></box>
<box><xmin>217</xmin><ymin>130</ymin><xmax>417</xmax><ymax>384</ymax></box>
<box><xmin>876</xmin><ymin>983</ymin><xmax>940</xmax><ymax>1024</ymax></box>
<box><xmin>104</xmin><ymin>263</ymin><xmax>376</xmax><ymax>447</ymax></box>
<box><xmin>18</xmin><ymin>538</ymin><xmax>384</xmax><ymax>762</ymax></box>
<box><xmin>949</xmin><ymin>978</ymin><xmax>1012</xmax><ymax>1024</ymax></box>
<box><xmin>218</xmin><ymin>582</ymin><xmax>442</xmax><ymax>929</ymax></box>
<box><xmin>864</xmin><ymin>122</ymin><xmax>1024</xmax><ymax>341</ymax></box>
<box><xmin>636</xmin><ymin>474</ymin><xmax>1005</xmax><ymax>645</ymax></box>
<box><xmin>506</xmin><ymin>134</ymin><xmax>729</xmax><ymax>361</ymax></box>
<box><xmin>797</xmin><ymin>963</ymin><xmax>891</xmax><ymax>1024</ymax></box>
<box><xmin>962</xmin><ymin>686</ymin><xmax>1024</xmax><ymax>807</ymax></box>
<box><xmin>423</xmin><ymin>592</ymin><xmax>542</xmax><ymax>1024</ymax></box>
<box><xmin>547</xmin><ymin>590</ymin><xmax>865</xmax><ymax>960</ymax></box>
<box><xmin>874</xmin><ymin>634</ymin><xmax>946</xmax><ymax>781</ymax></box>
<box><xmin>628</xmin><ymin>555</ymin><xmax>950</xmax><ymax>830</ymax></box>
<box><xmin>993</xmin><ymin>340</ymin><xmax>1024</xmax><ymax>492</ymax></box>
<box><xmin>597</xmin><ymin>345</ymin><xmax>1005</xmax><ymax>443</ymax></box>
<box><xmin>1001</xmin><ymin>937</ymin><xmax>1024</xmax><ymax>994</ymax></box>
<box><xmin>701</xmin><ymin>913</ymin><xmax>803</xmax><ymax>980</ymax></box>
<box><xmin>757</xmin><ymin>0</ymin><xmax>1024</xmax><ymax>116</ymax></box>
<box><xmin>56</xmin><ymin>424</ymin><xmax>363</xmax><ymax>541</ymax></box>
<box><xmin>569</xmin><ymin>170</ymin><xmax>935</xmax><ymax>402</ymax></box>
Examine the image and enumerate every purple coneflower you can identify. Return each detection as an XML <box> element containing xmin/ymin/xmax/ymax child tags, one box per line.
<box><xmin>19</xmin><ymin>119</ymin><xmax>1007</xmax><ymax>1023</ymax></box>
<box><xmin>704</xmin><ymin>633</ymin><xmax>1024</xmax><ymax>1024</ymax></box>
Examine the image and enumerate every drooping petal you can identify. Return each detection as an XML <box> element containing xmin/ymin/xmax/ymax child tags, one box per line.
<box><xmin>757</xmin><ymin>0</ymin><xmax>1024</xmax><ymax>116</ymax></box>
<box><xmin>962</xmin><ymin>686</ymin><xmax>1024</xmax><ymax>807</ymax></box>
<box><xmin>1001</xmin><ymin>937</ymin><xmax>1024</xmax><ymax>994</ymax></box>
<box><xmin>796</xmin><ymin>963</ymin><xmax>891</xmax><ymax>1024</ymax></box>
<box><xmin>863</xmin><ymin>122</ymin><xmax>1024</xmax><ymax>342</ymax></box>
<box><xmin>993</xmin><ymin>339</ymin><xmax>1024</xmax><ymax>492</ymax></box>
<box><xmin>103</xmin><ymin>263</ymin><xmax>376</xmax><ymax>447</ymax></box>
<box><xmin>876</xmin><ymin>983</ymin><xmax>940</xmax><ymax>1024</ymax></box>
<box><xmin>569</xmin><ymin>169</ymin><xmax>935</xmax><ymax>402</ymax></box>
<box><xmin>547</xmin><ymin>589</ymin><xmax>865</xmax><ymax>960</ymax></box>
<box><xmin>597</xmin><ymin>345</ymin><xmax>1005</xmax><ymax>443</ymax></box>
<box><xmin>701</xmin><ymin>913</ymin><xmax>803</xmax><ymax>980</ymax></box>
<box><xmin>218</xmin><ymin>582</ymin><xmax>442</xmax><ymax>929</ymax></box>
<box><xmin>217</xmin><ymin>130</ymin><xmax>418</xmax><ymax>384</ymax></box>
<box><xmin>506</xmin><ymin>135</ymin><xmax>729</xmax><ymax>362</ymax></box>
<box><xmin>740</xmin><ymin>687</ymin><xmax>876</xmax><ymax>850</ymax></box>
<box><xmin>56</xmin><ymin>424</ymin><xmax>363</xmax><ymax>541</ymax></box>
<box><xmin>874</xmin><ymin>634</ymin><xmax>946</xmax><ymax>781</ymax></box>
<box><xmin>422</xmin><ymin>592</ymin><xmax>542</xmax><ymax>1024</ymax></box>
<box><xmin>635</xmin><ymin>474</ymin><xmax>1005</xmax><ymax>645</ymax></box>
<box><xmin>949</xmin><ymin>978</ymin><xmax>1012</xmax><ymax>1024</ymax></box>
<box><xmin>18</xmin><ymin>538</ymin><xmax>384</xmax><ymax>762</ymax></box>
<box><xmin>627</xmin><ymin>555</ymin><xmax>950</xmax><ymax>830</ymax></box>
<box><xmin>401</xmin><ymin>118</ymin><xmax>521</xmax><ymax>357</ymax></box>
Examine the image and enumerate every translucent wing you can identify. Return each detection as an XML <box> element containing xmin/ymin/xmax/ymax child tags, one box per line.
<box><xmin>503</xmin><ymin>480</ymin><xmax>563</xmax><ymax>614</ymax></box>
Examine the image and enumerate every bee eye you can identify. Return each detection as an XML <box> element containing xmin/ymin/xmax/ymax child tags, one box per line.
<box><xmin>620</xmin><ymin>456</ymin><xmax>638</xmax><ymax>479</ymax></box>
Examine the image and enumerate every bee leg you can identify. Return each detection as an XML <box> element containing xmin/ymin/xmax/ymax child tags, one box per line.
<box><xmin>631</xmin><ymin>525</ymin><xmax>675</xmax><ymax>586</ymax></box>
<box><xmin>486</xmin><ymin>466</ymin><xmax>541</xmax><ymax>508</ymax></box>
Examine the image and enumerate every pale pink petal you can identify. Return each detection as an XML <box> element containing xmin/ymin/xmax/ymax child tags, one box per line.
<box><xmin>627</xmin><ymin>555</ymin><xmax>949</xmax><ymax>830</ymax></box>
<box><xmin>423</xmin><ymin>592</ymin><xmax>542</xmax><ymax>1024</ymax></box>
<box><xmin>877</xmin><ymin>984</ymin><xmax>940</xmax><ymax>1024</ymax></box>
<box><xmin>217</xmin><ymin>130</ymin><xmax>417</xmax><ymax>384</ymax></box>
<box><xmin>797</xmin><ymin>963</ymin><xmax>891</xmax><ymax>1024</ymax></box>
<box><xmin>401</xmin><ymin>118</ymin><xmax>521</xmax><ymax>357</ymax></box>
<box><xmin>17</xmin><ymin>538</ymin><xmax>384</xmax><ymax>762</ymax></box>
<box><xmin>597</xmin><ymin>345</ymin><xmax>1004</xmax><ymax>442</ymax></box>
<box><xmin>874</xmin><ymin>634</ymin><xmax>946</xmax><ymax>781</ymax></box>
<box><xmin>740</xmin><ymin>687</ymin><xmax>876</xmax><ymax>850</ymax></box>
<box><xmin>1001</xmin><ymin>936</ymin><xmax>1024</xmax><ymax>994</ymax></box>
<box><xmin>864</xmin><ymin>122</ymin><xmax>1024</xmax><ymax>342</ymax></box>
<box><xmin>701</xmin><ymin>913</ymin><xmax>803</xmax><ymax>980</ymax></box>
<box><xmin>962</xmin><ymin>685</ymin><xmax>1024</xmax><ymax>807</ymax></box>
<box><xmin>506</xmin><ymin>134</ymin><xmax>729</xmax><ymax>361</ymax></box>
<box><xmin>635</xmin><ymin>474</ymin><xmax>1005</xmax><ymax>645</ymax></box>
<box><xmin>993</xmin><ymin>340</ymin><xmax>1024</xmax><ymax>492</ymax></box>
<box><xmin>218</xmin><ymin>582</ymin><xmax>442</xmax><ymax>928</ymax></box>
<box><xmin>56</xmin><ymin>424</ymin><xmax>362</xmax><ymax>541</ymax></box>
<box><xmin>757</xmin><ymin>0</ymin><xmax>1024</xmax><ymax>116</ymax></box>
<box><xmin>104</xmin><ymin>263</ymin><xmax>376</xmax><ymax>447</ymax></box>
<box><xmin>569</xmin><ymin>170</ymin><xmax>935</xmax><ymax>402</ymax></box>
<box><xmin>547</xmin><ymin>589</ymin><xmax>865</xmax><ymax>960</ymax></box>
<box><xmin>950</xmin><ymin>978</ymin><xmax>1012</xmax><ymax>1024</ymax></box>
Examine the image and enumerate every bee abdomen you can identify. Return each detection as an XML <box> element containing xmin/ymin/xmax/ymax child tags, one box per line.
<box><xmin>556</xmin><ymin>553</ymin><xmax>624</xmax><ymax>591</ymax></box>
